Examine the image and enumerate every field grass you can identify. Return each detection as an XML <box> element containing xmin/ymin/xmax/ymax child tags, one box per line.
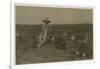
<box><xmin>16</xmin><ymin>24</ymin><xmax>93</xmax><ymax>65</ymax></box>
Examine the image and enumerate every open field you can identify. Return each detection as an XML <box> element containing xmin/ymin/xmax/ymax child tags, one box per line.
<box><xmin>16</xmin><ymin>24</ymin><xmax>93</xmax><ymax>65</ymax></box>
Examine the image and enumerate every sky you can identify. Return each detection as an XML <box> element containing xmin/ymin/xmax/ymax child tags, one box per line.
<box><xmin>16</xmin><ymin>6</ymin><xmax>93</xmax><ymax>24</ymax></box>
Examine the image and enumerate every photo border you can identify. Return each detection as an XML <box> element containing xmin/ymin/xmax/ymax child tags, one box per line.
<box><xmin>11</xmin><ymin>1</ymin><xmax>94</xmax><ymax>69</ymax></box>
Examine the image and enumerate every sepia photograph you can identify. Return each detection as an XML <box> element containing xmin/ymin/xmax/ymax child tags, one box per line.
<box><xmin>16</xmin><ymin>5</ymin><xmax>93</xmax><ymax>65</ymax></box>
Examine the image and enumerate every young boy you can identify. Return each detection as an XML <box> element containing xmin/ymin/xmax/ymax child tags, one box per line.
<box><xmin>37</xmin><ymin>18</ymin><xmax>51</xmax><ymax>47</ymax></box>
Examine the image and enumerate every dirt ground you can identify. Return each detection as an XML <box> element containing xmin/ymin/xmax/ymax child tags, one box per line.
<box><xmin>16</xmin><ymin>24</ymin><xmax>93</xmax><ymax>65</ymax></box>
